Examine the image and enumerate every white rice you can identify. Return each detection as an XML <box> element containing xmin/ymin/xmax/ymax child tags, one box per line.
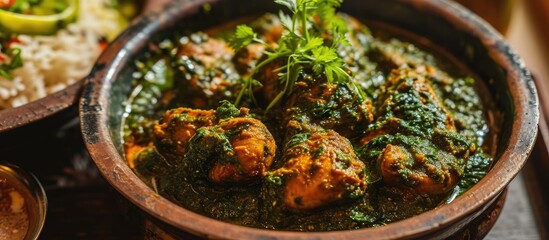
<box><xmin>0</xmin><ymin>0</ymin><xmax>126</xmax><ymax>109</ymax></box>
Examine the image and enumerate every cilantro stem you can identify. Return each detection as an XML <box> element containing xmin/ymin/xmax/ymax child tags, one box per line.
<box><xmin>300</xmin><ymin>2</ymin><xmax>309</xmax><ymax>42</ymax></box>
<box><xmin>234</xmin><ymin>53</ymin><xmax>281</xmax><ymax>106</ymax></box>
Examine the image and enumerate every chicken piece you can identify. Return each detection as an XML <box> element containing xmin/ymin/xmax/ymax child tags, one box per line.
<box><xmin>379</xmin><ymin>143</ymin><xmax>460</xmax><ymax>195</ymax></box>
<box><xmin>178</xmin><ymin>32</ymin><xmax>233</xmax><ymax>68</ymax></box>
<box><xmin>175</xmin><ymin>33</ymin><xmax>240</xmax><ymax>108</ymax></box>
<box><xmin>210</xmin><ymin>118</ymin><xmax>276</xmax><ymax>183</ymax></box>
<box><xmin>153</xmin><ymin>108</ymin><xmax>216</xmax><ymax>160</ymax></box>
<box><xmin>368</xmin><ymin>39</ymin><xmax>453</xmax><ymax>84</ymax></box>
<box><xmin>359</xmin><ymin>133</ymin><xmax>464</xmax><ymax>197</ymax></box>
<box><xmin>441</xmin><ymin>77</ymin><xmax>490</xmax><ymax>146</ymax></box>
<box><xmin>185</xmin><ymin>117</ymin><xmax>276</xmax><ymax>184</ymax></box>
<box><xmin>152</xmin><ymin>101</ymin><xmax>275</xmax><ymax>184</ymax></box>
<box><xmin>361</xmin><ymin>68</ymin><xmax>455</xmax><ymax>145</ymax></box>
<box><xmin>357</xmin><ymin>68</ymin><xmax>470</xmax><ymax>196</ymax></box>
<box><xmin>267</xmin><ymin>130</ymin><xmax>366</xmax><ymax>211</ymax></box>
<box><xmin>284</xmin><ymin>78</ymin><xmax>373</xmax><ymax>139</ymax></box>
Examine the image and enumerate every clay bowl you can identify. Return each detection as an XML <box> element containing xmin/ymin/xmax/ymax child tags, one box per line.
<box><xmin>0</xmin><ymin>82</ymin><xmax>80</xmax><ymax>147</ymax></box>
<box><xmin>80</xmin><ymin>0</ymin><xmax>539</xmax><ymax>239</ymax></box>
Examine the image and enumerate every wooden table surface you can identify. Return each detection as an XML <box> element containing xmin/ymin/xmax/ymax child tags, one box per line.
<box><xmin>3</xmin><ymin>0</ymin><xmax>548</xmax><ymax>239</ymax></box>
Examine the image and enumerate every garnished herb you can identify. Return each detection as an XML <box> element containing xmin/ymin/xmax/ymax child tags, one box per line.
<box><xmin>216</xmin><ymin>100</ymin><xmax>241</xmax><ymax>120</ymax></box>
<box><xmin>266</xmin><ymin>173</ymin><xmax>283</xmax><ymax>186</ymax></box>
<box><xmin>350</xmin><ymin>209</ymin><xmax>377</xmax><ymax>224</ymax></box>
<box><xmin>229</xmin><ymin>25</ymin><xmax>261</xmax><ymax>50</ymax></box>
<box><xmin>285</xmin><ymin>132</ymin><xmax>311</xmax><ymax>148</ymax></box>
<box><xmin>229</xmin><ymin>0</ymin><xmax>364</xmax><ymax>111</ymax></box>
<box><xmin>0</xmin><ymin>34</ymin><xmax>23</xmax><ymax>80</ymax></box>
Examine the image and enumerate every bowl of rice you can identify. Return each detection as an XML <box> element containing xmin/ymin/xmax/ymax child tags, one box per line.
<box><xmin>0</xmin><ymin>0</ymin><xmax>142</xmax><ymax>136</ymax></box>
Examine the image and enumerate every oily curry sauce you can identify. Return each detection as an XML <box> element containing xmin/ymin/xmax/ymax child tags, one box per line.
<box><xmin>121</xmin><ymin>13</ymin><xmax>496</xmax><ymax>231</ymax></box>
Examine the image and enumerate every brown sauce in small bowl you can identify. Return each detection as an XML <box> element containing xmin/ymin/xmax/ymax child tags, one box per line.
<box><xmin>0</xmin><ymin>164</ymin><xmax>46</xmax><ymax>240</ymax></box>
<box><xmin>0</xmin><ymin>179</ymin><xmax>29</xmax><ymax>240</ymax></box>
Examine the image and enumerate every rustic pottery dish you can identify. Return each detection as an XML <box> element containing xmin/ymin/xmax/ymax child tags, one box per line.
<box><xmin>80</xmin><ymin>0</ymin><xmax>538</xmax><ymax>239</ymax></box>
<box><xmin>0</xmin><ymin>82</ymin><xmax>80</xmax><ymax>145</ymax></box>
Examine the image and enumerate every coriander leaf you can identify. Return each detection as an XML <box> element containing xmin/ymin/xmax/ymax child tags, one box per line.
<box><xmin>216</xmin><ymin>100</ymin><xmax>241</xmax><ymax>120</ymax></box>
<box><xmin>316</xmin><ymin>0</ymin><xmax>338</xmax><ymax>27</ymax></box>
<box><xmin>325</xmin><ymin>68</ymin><xmax>335</xmax><ymax>83</ymax></box>
<box><xmin>324</xmin><ymin>63</ymin><xmax>348</xmax><ymax>83</ymax></box>
<box><xmin>330</xmin><ymin>17</ymin><xmax>349</xmax><ymax>33</ymax></box>
<box><xmin>331</xmin><ymin>25</ymin><xmax>351</xmax><ymax>47</ymax></box>
<box><xmin>274</xmin><ymin>0</ymin><xmax>297</xmax><ymax>12</ymax></box>
<box><xmin>285</xmin><ymin>132</ymin><xmax>311</xmax><ymax>148</ymax></box>
<box><xmin>310</xmin><ymin>46</ymin><xmax>349</xmax><ymax>83</ymax></box>
<box><xmin>311</xmin><ymin>46</ymin><xmax>339</xmax><ymax>63</ymax></box>
<box><xmin>8</xmin><ymin>48</ymin><xmax>23</xmax><ymax>69</ymax></box>
<box><xmin>228</xmin><ymin>25</ymin><xmax>257</xmax><ymax>51</ymax></box>
<box><xmin>280</xmin><ymin>34</ymin><xmax>300</xmax><ymax>51</ymax></box>
<box><xmin>300</xmin><ymin>37</ymin><xmax>324</xmax><ymax>52</ymax></box>
<box><xmin>278</xmin><ymin>11</ymin><xmax>294</xmax><ymax>32</ymax></box>
<box><xmin>312</xmin><ymin>63</ymin><xmax>324</xmax><ymax>76</ymax></box>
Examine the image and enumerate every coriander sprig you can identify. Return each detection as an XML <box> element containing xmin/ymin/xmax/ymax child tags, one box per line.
<box><xmin>229</xmin><ymin>0</ymin><xmax>364</xmax><ymax>111</ymax></box>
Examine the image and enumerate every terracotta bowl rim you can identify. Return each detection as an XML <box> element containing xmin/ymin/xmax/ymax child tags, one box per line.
<box><xmin>0</xmin><ymin>80</ymin><xmax>81</xmax><ymax>133</ymax></box>
<box><xmin>80</xmin><ymin>0</ymin><xmax>539</xmax><ymax>239</ymax></box>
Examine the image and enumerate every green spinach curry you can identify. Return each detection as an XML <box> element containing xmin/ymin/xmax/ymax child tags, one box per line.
<box><xmin>122</xmin><ymin>0</ymin><xmax>495</xmax><ymax>231</ymax></box>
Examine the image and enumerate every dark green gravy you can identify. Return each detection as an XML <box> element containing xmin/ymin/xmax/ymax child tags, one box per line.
<box><xmin>121</xmin><ymin>14</ymin><xmax>497</xmax><ymax>231</ymax></box>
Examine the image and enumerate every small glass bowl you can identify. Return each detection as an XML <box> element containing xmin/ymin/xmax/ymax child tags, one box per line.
<box><xmin>0</xmin><ymin>163</ymin><xmax>47</xmax><ymax>240</ymax></box>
